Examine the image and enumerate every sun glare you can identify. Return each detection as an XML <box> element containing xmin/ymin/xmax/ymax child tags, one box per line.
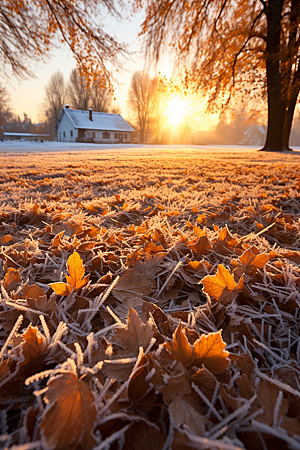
<box><xmin>167</xmin><ymin>97</ymin><xmax>188</xmax><ymax>124</ymax></box>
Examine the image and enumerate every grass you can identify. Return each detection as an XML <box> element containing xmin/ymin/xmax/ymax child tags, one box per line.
<box><xmin>0</xmin><ymin>146</ymin><xmax>300</xmax><ymax>450</ymax></box>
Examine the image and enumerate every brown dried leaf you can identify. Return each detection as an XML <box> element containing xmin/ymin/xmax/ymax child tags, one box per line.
<box><xmin>189</xmin><ymin>366</ymin><xmax>216</xmax><ymax>401</ymax></box>
<box><xmin>239</xmin><ymin>247</ymin><xmax>270</xmax><ymax>275</ymax></box>
<box><xmin>23</xmin><ymin>284</ymin><xmax>58</xmax><ymax>314</ymax></box>
<box><xmin>213</xmin><ymin>225</ymin><xmax>240</xmax><ymax>255</ymax></box>
<box><xmin>112</xmin><ymin>308</ymin><xmax>155</xmax><ymax>356</ymax></box>
<box><xmin>160</xmin><ymin>365</ymin><xmax>191</xmax><ymax>404</ymax></box>
<box><xmin>187</xmin><ymin>234</ymin><xmax>212</xmax><ymax>256</ymax></box>
<box><xmin>124</xmin><ymin>421</ymin><xmax>166</xmax><ymax>450</ymax></box>
<box><xmin>113</xmin><ymin>253</ymin><xmax>163</xmax><ymax>301</ymax></box>
<box><xmin>15</xmin><ymin>325</ymin><xmax>46</xmax><ymax>379</ymax></box>
<box><xmin>257</xmin><ymin>381</ymin><xmax>287</xmax><ymax>426</ymax></box>
<box><xmin>0</xmin><ymin>234</ymin><xmax>13</xmax><ymax>245</ymax></box>
<box><xmin>41</xmin><ymin>372</ymin><xmax>96</xmax><ymax>450</ymax></box>
<box><xmin>2</xmin><ymin>268</ymin><xmax>22</xmax><ymax>293</ymax></box>
<box><xmin>169</xmin><ymin>394</ymin><xmax>206</xmax><ymax>436</ymax></box>
<box><xmin>53</xmin><ymin>230</ymin><xmax>65</xmax><ymax>247</ymax></box>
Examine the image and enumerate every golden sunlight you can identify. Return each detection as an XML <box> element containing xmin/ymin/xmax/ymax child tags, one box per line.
<box><xmin>167</xmin><ymin>97</ymin><xmax>188</xmax><ymax>124</ymax></box>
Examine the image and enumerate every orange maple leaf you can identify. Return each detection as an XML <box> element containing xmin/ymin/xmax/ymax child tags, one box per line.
<box><xmin>112</xmin><ymin>307</ymin><xmax>155</xmax><ymax>356</ymax></box>
<box><xmin>192</xmin><ymin>330</ymin><xmax>230</xmax><ymax>374</ymax></box>
<box><xmin>187</xmin><ymin>234</ymin><xmax>212</xmax><ymax>256</ymax></box>
<box><xmin>9</xmin><ymin>325</ymin><xmax>47</xmax><ymax>380</ymax></box>
<box><xmin>201</xmin><ymin>264</ymin><xmax>243</xmax><ymax>305</ymax></box>
<box><xmin>164</xmin><ymin>324</ymin><xmax>230</xmax><ymax>374</ymax></box>
<box><xmin>239</xmin><ymin>247</ymin><xmax>270</xmax><ymax>274</ymax></box>
<box><xmin>50</xmin><ymin>252</ymin><xmax>89</xmax><ymax>295</ymax></box>
<box><xmin>164</xmin><ymin>323</ymin><xmax>194</xmax><ymax>367</ymax></box>
<box><xmin>41</xmin><ymin>372</ymin><xmax>96</xmax><ymax>450</ymax></box>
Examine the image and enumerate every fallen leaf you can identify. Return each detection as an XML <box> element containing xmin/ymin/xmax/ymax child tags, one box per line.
<box><xmin>11</xmin><ymin>325</ymin><xmax>47</xmax><ymax>379</ymax></box>
<box><xmin>169</xmin><ymin>394</ymin><xmax>206</xmax><ymax>436</ymax></box>
<box><xmin>187</xmin><ymin>234</ymin><xmax>212</xmax><ymax>256</ymax></box>
<box><xmin>0</xmin><ymin>234</ymin><xmax>13</xmax><ymax>245</ymax></box>
<box><xmin>41</xmin><ymin>372</ymin><xmax>96</xmax><ymax>450</ymax></box>
<box><xmin>164</xmin><ymin>323</ymin><xmax>194</xmax><ymax>367</ymax></box>
<box><xmin>23</xmin><ymin>284</ymin><xmax>58</xmax><ymax>314</ymax></box>
<box><xmin>113</xmin><ymin>253</ymin><xmax>163</xmax><ymax>301</ymax></box>
<box><xmin>192</xmin><ymin>330</ymin><xmax>230</xmax><ymax>374</ymax></box>
<box><xmin>239</xmin><ymin>247</ymin><xmax>270</xmax><ymax>275</ymax></box>
<box><xmin>124</xmin><ymin>421</ymin><xmax>166</xmax><ymax>450</ymax></box>
<box><xmin>257</xmin><ymin>381</ymin><xmax>287</xmax><ymax>426</ymax></box>
<box><xmin>112</xmin><ymin>308</ymin><xmax>155</xmax><ymax>356</ymax></box>
<box><xmin>202</xmin><ymin>264</ymin><xmax>242</xmax><ymax>305</ymax></box>
<box><xmin>2</xmin><ymin>268</ymin><xmax>22</xmax><ymax>293</ymax></box>
<box><xmin>49</xmin><ymin>252</ymin><xmax>89</xmax><ymax>295</ymax></box>
<box><xmin>189</xmin><ymin>366</ymin><xmax>216</xmax><ymax>400</ymax></box>
<box><xmin>49</xmin><ymin>282</ymin><xmax>72</xmax><ymax>296</ymax></box>
<box><xmin>53</xmin><ymin>230</ymin><xmax>65</xmax><ymax>247</ymax></box>
<box><xmin>213</xmin><ymin>225</ymin><xmax>241</xmax><ymax>255</ymax></box>
<box><xmin>65</xmin><ymin>251</ymin><xmax>89</xmax><ymax>289</ymax></box>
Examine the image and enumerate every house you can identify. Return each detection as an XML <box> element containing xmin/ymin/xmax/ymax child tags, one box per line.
<box><xmin>239</xmin><ymin>125</ymin><xmax>267</xmax><ymax>146</ymax></box>
<box><xmin>3</xmin><ymin>132</ymin><xmax>51</xmax><ymax>141</ymax></box>
<box><xmin>56</xmin><ymin>106</ymin><xmax>135</xmax><ymax>143</ymax></box>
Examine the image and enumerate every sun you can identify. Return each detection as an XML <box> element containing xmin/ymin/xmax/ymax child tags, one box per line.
<box><xmin>167</xmin><ymin>97</ymin><xmax>188</xmax><ymax>124</ymax></box>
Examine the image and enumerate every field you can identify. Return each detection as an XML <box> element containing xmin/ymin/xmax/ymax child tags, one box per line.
<box><xmin>0</xmin><ymin>145</ymin><xmax>300</xmax><ymax>450</ymax></box>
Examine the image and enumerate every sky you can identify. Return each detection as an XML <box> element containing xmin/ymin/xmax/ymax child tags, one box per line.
<box><xmin>2</xmin><ymin>6</ymin><xmax>218</xmax><ymax>131</ymax></box>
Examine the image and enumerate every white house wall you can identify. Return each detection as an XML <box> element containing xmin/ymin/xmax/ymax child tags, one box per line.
<box><xmin>94</xmin><ymin>131</ymin><xmax>131</xmax><ymax>143</ymax></box>
<box><xmin>57</xmin><ymin>113</ymin><xmax>77</xmax><ymax>142</ymax></box>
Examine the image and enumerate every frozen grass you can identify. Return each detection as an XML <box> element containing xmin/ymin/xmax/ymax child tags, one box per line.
<box><xmin>0</xmin><ymin>146</ymin><xmax>300</xmax><ymax>450</ymax></box>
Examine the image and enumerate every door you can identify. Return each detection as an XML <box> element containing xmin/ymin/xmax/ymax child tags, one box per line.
<box><xmin>59</xmin><ymin>132</ymin><xmax>61</xmax><ymax>142</ymax></box>
<box><xmin>119</xmin><ymin>134</ymin><xmax>123</xmax><ymax>143</ymax></box>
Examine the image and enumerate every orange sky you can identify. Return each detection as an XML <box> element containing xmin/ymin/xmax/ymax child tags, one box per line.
<box><xmin>2</xmin><ymin>10</ymin><xmax>218</xmax><ymax>131</ymax></box>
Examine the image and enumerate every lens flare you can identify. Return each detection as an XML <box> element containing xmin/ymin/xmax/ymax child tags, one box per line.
<box><xmin>167</xmin><ymin>97</ymin><xmax>188</xmax><ymax>124</ymax></box>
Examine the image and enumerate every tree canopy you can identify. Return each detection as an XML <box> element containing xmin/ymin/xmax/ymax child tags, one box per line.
<box><xmin>0</xmin><ymin>0</ymin><xmax>127</xmax><ymax>85</ymax></box>
<box><xmin>135</xmin><ymin>0</ymin><xmax>300</xmax><ymax>151</ymax></box>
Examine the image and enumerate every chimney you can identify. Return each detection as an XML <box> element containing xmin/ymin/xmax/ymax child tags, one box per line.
<box><xmin>65</xmin><ymin>104</ymin><xmax>69</xmax><ymax>109</ymax></box>
<box><xmin>89</xmin><ymin>108</ymin><xmax>93</xmax><ymax>121</ymax></box>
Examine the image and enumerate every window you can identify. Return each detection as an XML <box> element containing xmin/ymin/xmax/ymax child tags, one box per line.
<box><xmin>124</xmin><ymin>134</ymin><xmax>127</xmax><ymax>139</ymax></box>
<box><xmin>63</xmin><ymin>131</ymin><xmax>66</xmax><ymax>138</ymax></box>
<box><xmin>114</xmin><ymin>133</ymin><xmax>118</xmax><ymax>139</ymax></box>
<box><xmin>102</xmin><ymin>132</ymin><xmax>110</xmax><ymax>139</ymax></box>
<box><xmin>70</xmin><ymin>130</ymin><xmax>73</xmax><ymax>137</ymax></box>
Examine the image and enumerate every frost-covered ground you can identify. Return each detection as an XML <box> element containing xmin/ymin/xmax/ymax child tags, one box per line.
<box><xmin>0</xmin><ymin>147</ymin><xmax>300</xmax><ymax>450</ymax></box>
<box><xmin>0</xmin><ymin>139</ymin><xmax>264</xmax><ymax>153</ymax></box>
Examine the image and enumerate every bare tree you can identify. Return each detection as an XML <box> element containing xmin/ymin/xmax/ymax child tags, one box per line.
<box><xmin>0</xmin><ymin>1</ymin><xmax>127</xmax><ymax>85</ymax></box>
<box><xmin>89</xmin><ymin>81</ymin><xmax>113</xmax><ymax>112</ymax></box>
<box><xmin>67</xmin><ymin>68</ymin><xmax>90</xmax><ymax>111</ymax></box>
<box><xmin>126</xmin><ymin>71</ymin><xmax>158</xmax><ymax>143</ymax></box>
<box><xmin>41</xmin><ymin>71</ymin><xmax>66</xmax><ymax>133</ymax></box>
<box><xmin>0</xmin><ymin>83</ymin><xmax>12</xmax><ymax>134</ymax></box>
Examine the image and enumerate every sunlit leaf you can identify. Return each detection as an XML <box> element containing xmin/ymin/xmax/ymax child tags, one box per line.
<box><xmin>49</xmin><ymin>282</ymin><xmax>72</xmax><ymax>296</ymax></box>
<box><xmin>66</xmin><ymin>251</ymin><xmax>89</xmax><ymax>289</ymax></box>
<box><xmin>164</xmin><ymin>323</ymin><xmax>194</xmax><ymax>366</ymax></box>
<box><xmin>41</xmin><ymin>373</ymin><xmax>96</xmax><ymax>450</ymax></box>
<box><xmin>201</xmin><ymin>264</ymin><xmax>240</xmax><ymax>305</ymax></box>
<box><xmin>192</xmin><ymin>330</ymin><xmax>230</xmax><ymax>374</ymax></box>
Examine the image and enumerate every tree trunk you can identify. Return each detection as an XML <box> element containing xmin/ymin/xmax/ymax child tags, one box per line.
<box><xmin>261</xmin><ymin>0</ymin><xmax>285</xmax><ymax>152</ymax></box>
<box><xmin>282</xmin><ymin>96</ymin><xmax>298</xmax><ymax>150</ymax></box>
